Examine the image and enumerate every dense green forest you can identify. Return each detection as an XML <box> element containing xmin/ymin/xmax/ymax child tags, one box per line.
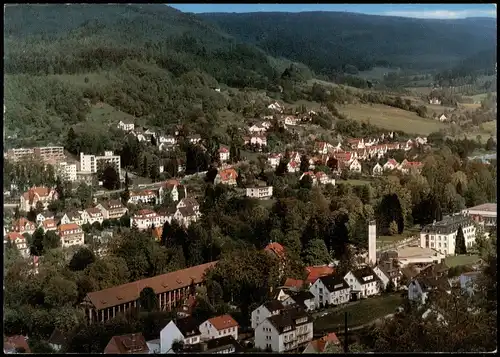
<box><xmin>199</xmin><ymin>11</ymin><xmax>497</xmax><ymax>75</ymax></box>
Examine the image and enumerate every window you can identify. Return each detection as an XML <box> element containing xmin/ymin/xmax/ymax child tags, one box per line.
<box><xmin>219</xmin><ymin>331</ymin><xmax>221</xmax><ymax>336</ymax></box>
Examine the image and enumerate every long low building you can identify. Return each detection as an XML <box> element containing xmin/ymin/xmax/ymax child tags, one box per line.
<box><xmin>462</xmin><ymin>203</ymin><xmax>497</xmax><ymax>227</ymax></box>
<box><xmin>394</xmin><ymin>246</ymin><xmax>445</xmax><ymax>267</ymax></box>
<box><xmin>82</xmin><ymin>261</ymin><xmax>217</xmax><ymax>324</ymax></box>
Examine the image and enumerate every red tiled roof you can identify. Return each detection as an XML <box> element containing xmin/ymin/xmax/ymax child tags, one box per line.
<box><xmin>136</xmin><ymin>209</ymin><xmax>156</xmax><ymax>216</ymax></box>
<box><xmin>283</xmin><ymin>278</ymin><xmax>304</xmax><ymax>289</ymax></box>
<box><xmin>86</xmin><ymin>207</ymin><xmax>103</xmax><ymax>216</ymax></box>
<box><xmin>84</xmin><ymin>261</ymin><xmax>217</xmax><ymax>310</ymax></box>
<box><xmin>58</xmin><ymin>223</ymin><xmax>80</xmax><ymax>232</ymax></box>
<box><xmin>386</xmin><ymin>159</ymin><xmax>398</xmax><ymax>166</ymax></box>
<box><xmin>6</xmin><ymin>232</ymin><xmax>25</xmax><ymax>241</ymax></box>
<box><xmin>219</xmin><ymin>147</ymin><xmax>229</xmax><ymax>153</ymax></box>
<box><xmin>104</xmin><ymin>333</ymin><xmax>149</xmax><ymax>354</ymax></box>
<box><xmin>42</xmin><ymin>219</ymin><xmax>56</xmax><ymax>229</ymax></box>
<box><xmin>265</xmin><ymin>242</ymin><xmax>286</xmax><ymax>259</ymax></box>
<box><xmin>315</xmin><ymin>171</ymin><xmax>326</xmax><ymax>178</ymax></box>
<box><xmin>289</xmin><ymin>160</ymin><xmax>298</xmax><ymax>168</ymax></box>
<box><xmin>22</xmin><ymin>186</ymin><xmax>53</xmax><ymax>201</ymax></box>
<box><xmin>305</xmin><ymin>266</ymin><xmax>335</xmax><ymax>284</ymax></box>
<box><xmin>218</xmin><ymin>169</ymin><xmax>238</xmax><ymax>181</ymax></box>
<box><xmin>208</xmin><ymin>314</ymin><xmax>239</xmax><ymax>330</ymax></box>
<box><xmin>4</xmin><ymin>335</ymin><xmax>31</xmax><ymax>353</ymax></box>
<box><xmin>334</xmin><ymin>152</ymin><xmax>352</xmax><ymax>162</ymax></box>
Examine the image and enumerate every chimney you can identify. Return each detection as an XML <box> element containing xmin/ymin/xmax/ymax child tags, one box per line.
<box><xmin>131</xmin><ymin>333</ymin><xmax>136</xmax><ymax>343</ymax></box>
<box><xmin>367</xmin><ymin>220</ymin><xmax>377</xmax><ymax>265</ymax></box>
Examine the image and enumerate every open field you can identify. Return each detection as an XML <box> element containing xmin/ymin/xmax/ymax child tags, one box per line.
<box><xmin>314</xmin><ymin>293</ymin><xmax>404</xmax><ymax>333</ymax></box>
<box><xmin>339</xmin><ymin>103</ymin><xmax>448</xmax><ymax>135</ymax></box>
<box><xmin>86</xmin><ymin>102</ymin><xmax>136</xmax><ymax>126</ymax></box>
<box><xmin>445</xmin><ymin>254</ymin><xmax>481</xmax><ymax>268</ymax></box>
<box><xmin>356</xmin><ymin>67</ymin><xmax>400</xmax><ymax>81</ymax></box>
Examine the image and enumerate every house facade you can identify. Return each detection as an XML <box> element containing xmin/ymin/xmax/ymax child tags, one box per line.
<box><xmin>251</xmin><ymin>300</ymin><xmax>285</xmax><ymax>330</ymax></box>
<box><xmin>246</xmin><ymin>186</ymin><xmax>273</xmax><ymax>199</ymax></box>
<box><xmin>160</xmin><ymin>317</ymin><xmax>201</xmax><ymax>353</ymax></box>
<box><xmin>58</xmin><ymin>223</ymin><xmax>84</xmax><ymax>248</ymax></box>
<box><xmin>131</xmin><ymin>210</ymin><xmax>171</xmax><ymax>230</ymax></box>
<box><xmin>309</xmin><ymin>275</ymin><xmax>350</xmax><ymax>308</ymax></box>
<box><xmin>96</xmin><ymin>200</ymin><xmax>128</xmax><ymax>220</ymax></box>
<box><xmin>20</xmin><ymin>186</ymin><xmax>58</xmax><ymax>212</ymax></box>
<box><xmin>4</xmin><ymin>232</ymin><xmax>29</xmax><ymax>257</ymax></box>
<box><xmin>254</xmin><ymin>306</ymin><xmax>313</xmax><ymax>353</ymax></box>
<box><xmin>420</xmin><ymin>215</ymin><xmax>476</xmax><ymax>256</ymax></box>
<box><xmin>199</xmin><ymin>315</ymin><xmax>239</xmax><ymax>341</ymax></box>
<box><xmin>11</xmin><ymin>218</ymin><xmax>37</xmax><ymax>235</ymax></box>
<box><xmin>344</xmin><ymin>267</ymin><xmax>381</xmax><ymax>299</ymax></box>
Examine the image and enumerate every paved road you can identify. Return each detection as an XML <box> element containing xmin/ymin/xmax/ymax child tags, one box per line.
<box><xmin>4</xmin><ymin>203</ymin><xmax>18</xmax><ymax>208</ymax></box>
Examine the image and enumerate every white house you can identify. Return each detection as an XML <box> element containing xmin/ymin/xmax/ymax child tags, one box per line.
<box><xmin>251</xmin><ymin>300</ymin><xmax>285</xmax><ymax>330</ymax></box>
<box><xmin>429</xmin><ymin>98</ymin><xmax>441</xmax><ymax>105</ymax></box>
<box><xmin>383</xmin><ymin>159</ymin><xmax>399</xmax><ymax>171</ymax></box>
<box><xmin>117</xmin><ymin>121</ymin><xmax>135</xmax><ymax>131</ymax></box>
<box><xmin>131</xmin><ymin>209</ymin><xmax>171</xmax><ymax>230</ymax></box>
<box><xmin>159</xmin><ymin>180</ymin><xmax>185</xmax><ymax>203</ymax></box>
<box><xmin>348</xmin><ymin>158</ymin><xmax>362</xmax><ymax>172</ymax></box>
<box><xmin>173</xmin><ymin>206</ymin><xmax>200</xmax><ymax>228</ymax></box>
<box><xmin>268</xmin><ymin>154</ymin><xmax>282</xmax><ymax>169</ymax></box>
<box><xmin>128</xmin><ymin>190</ymin><xmax>158</xmax><ymax>205</ymax></box>
<box><xmin>246</xmin><ymin>186</ymin><xmax>273</xmax><ymax>199</ymax></box>
<box><xmin>249</xmin><ymin>124</ymin><xmax>267</xmax><ymax>134</ymax></box>
<box><xmin>309</xmin><ymin>275</ymin><xmax>351</xmax><ymax>308</ymax></box>
<box><xmin>372</xmin><ymin>163</ymin><xmax>383</xmax><ymax>176</ymax></box>
<box><xmin>159</xmin><ymin>135</ymin><xmax>177</xmax><ymax>145</ymax></box>
<box><xmin>344</xmin><ymin>267</ymin><xmax>382</xmax><ymax>300</ymax></box>
<box><xmin>407</xmin><ymin>276</ymin><xmax>451</xmax><ymax>304</ymax></box>
<box><xmin>268</xmin><ymin>102</ymin><xmax>284</xmax><ymax>113</ymax></box>
<box><xmin>36</xmin><ymin>211</ymin><xmax>55</xmax><ymax>224</ymax></box>
<box><xmin>59</xmin><ymin>211</ymin><xmax>84</xmax><ymax>226</ymax></box>
<box><xmin>284</xmin><ymin>116</ymin><xmax>299</xmax><ymax>126</ymax></box>
<box><xmin>282</xmin><ymin>291</ymin><xmax>315</xmax><ymax>312</ymax></box>
<box><xmin>4</xmin><ymin>232</ymin><xmax>29</xmax><ymax>258</ymax></box>
<box><xmin>219</xmin><ymin>147</ymin><xmax>230</xmax><ymax>162</ymax></box>
<box><xmin>160</xmin><ymin>317</ymin><xmax>202</xmax><ymax>353</ymax></box>
<box><xmin>438</xmin><ymin>114</ymin><xmax>448</xmax><ymax>122</ymax></box>
<box><xmin>81</xmin><ymin>207</ymin><xmax>104</xmax><ymax>225</ymax></box>
<box><xmin>420</xmin><ymin>215</ymin><xmax>476</xmax><ymax>256</ymax></box>
<box><xmin>254</xmin><ymin>306</ymin><xmax>313</xmax><ymax>353</ymax></box>
<box><xmin>199</xmin><ymin>315</ymin><xmax>239</xmax><ymax>341</ymax></box>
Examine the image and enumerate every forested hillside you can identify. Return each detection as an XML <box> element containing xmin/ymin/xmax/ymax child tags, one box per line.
<box><xmin>4</xmin><ymin>4</ymin><xmax>291</xmax><ymax>141</ymax></box>
<box><xmin>199</xmin><ymin>11</ymin><xmax>497</xmax><ymax>76</ymax></box>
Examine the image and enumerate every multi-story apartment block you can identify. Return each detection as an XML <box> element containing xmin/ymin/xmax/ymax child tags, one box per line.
<box><xmin>56</xmin><ymin>161</ymin><xmax>78</xmax><ymax>182</ymax></box>
<box><xmin>79</xmin><ymin>151</ymin><xmax>121</xmax><ymax>178</ymax></box>
<box><xmin>254</xmin><ymin>305</ymin><xmax>313</xmax><ymax>353</ymax></box>
<box><xmin>96</xmin><ymin>200</ymin><xmax>128</xmax><ymax>220</ymax></box>
<box><xmin>58</xmin><ymin>223</ymin><xmax>84</xmax><ymax>248</ymax></box>
<box><xmin>420</xmin><ymin>215</ymin><xmax>476</xmax><ymax>256</ymax></box>
<box><xmin>309</xmin><ymin>275</ymin><xmax>350</xmax><ymax>308</ymax></box>
<box><xmin>5</xmin><ymin>146</ymin><xmax>65</xmax><ymax>163</ymax></box>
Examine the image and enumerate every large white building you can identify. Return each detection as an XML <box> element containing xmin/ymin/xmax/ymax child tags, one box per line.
<box><xmin>79</xmin><ymin>151</ymin><xmax>121</xmax><ymax>178</ymax></box>
<box><xmin>254</xmin><ymin>305</ymin><xmax>313</xmax><ymax>353</ymax></box>
<box><xmin>56</xmin><ymin>161</ymin><xmax>78</xmax><ymax>182</ymax></box>
<box><xmin>420</xmin><ymin>215</ymin><xmax>476</xmax><ymax>256</ymax></box>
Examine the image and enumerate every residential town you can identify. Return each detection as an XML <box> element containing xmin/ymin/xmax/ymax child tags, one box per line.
<box><xmin>3</xmin><ymin>3</ymin><xmax>497</xmax><ymax>355</ymax></box>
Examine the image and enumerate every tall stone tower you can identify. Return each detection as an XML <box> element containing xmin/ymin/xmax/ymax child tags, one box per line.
<box><xmin>368</xmin><ymin>220</ymin><xmax>377</xmax><ymax>265</ymax></box>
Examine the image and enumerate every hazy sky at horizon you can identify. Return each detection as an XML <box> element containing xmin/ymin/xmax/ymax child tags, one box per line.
<box><xmin>169</xmin><ymin>3</ymin><xmax>497</xmax><ymax>19</ymax></box>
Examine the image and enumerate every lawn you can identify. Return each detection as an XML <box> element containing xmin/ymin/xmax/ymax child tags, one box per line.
<box><xmin>314</xmin><ymin>293</ymin><xmax>404</xmax><ymax>333</ymax></box>
<box><xmin>86</xmin><ymin>102</ymin><xmax>136</xmax><ymax>126</ymax></box>
<box><xmin>377</xmin><ymin>227</ymin><xmax>421</xmax><ymax>248</ymax></box>
<box><xmin>445</xmin><ymin>254</ymin><xmax>481</xmax><ymax>268</ymax></box>
<box><xmin>339</xmin><ymin>103</ymin><xmax>448</xmax><ymax>135</ymax></box>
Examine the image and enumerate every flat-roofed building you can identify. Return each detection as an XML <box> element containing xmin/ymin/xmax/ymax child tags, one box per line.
<box><xmin>395</xmin><ymin>246</ymin><xmax>445</xmax><ymax>267</ymax></box>
<box><xmin>462</xmin><ymin>203</ymin><xmax>497</xmax><ymax>227</ymax></box>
